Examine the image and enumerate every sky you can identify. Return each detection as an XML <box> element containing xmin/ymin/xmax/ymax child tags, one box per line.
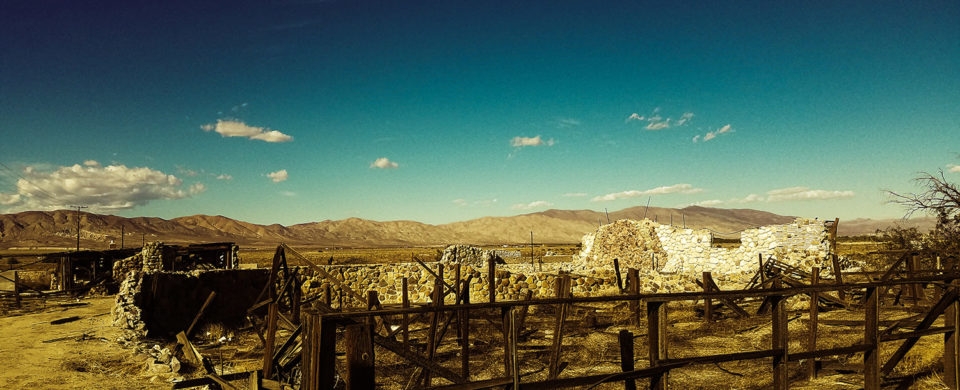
<box><xmin>1</xmin><ymin>0</ymin><xmax>959</xmax><ymax>226</ymax></box>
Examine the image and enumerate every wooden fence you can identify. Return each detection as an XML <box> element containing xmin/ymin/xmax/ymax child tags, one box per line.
<box><xmin>300</xmin><ymin>270</ymin><xmax>960</xmax><ymax>390</ymax></box>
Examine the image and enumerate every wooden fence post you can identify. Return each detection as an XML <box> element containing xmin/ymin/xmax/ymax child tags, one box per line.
<box><xmin>301</xmin><ymin>310</ymin><xmax>335</xmax><ymax>390</ymax></box>
<box><xmin>402</xmin><ymin>277</ymin><xmax>409</xmax><ymax>347</ymax></box>
<box><xmin>628</xmin><ymin>268</ymin><xmax>641</xmax><ymax>327</ymax></box>
<box><xmin>703</xmin><ymin>272</ymin><xmax>713</xmax><ymax>323</ymax></box>
<box><xmin>366</xmin><ymin>290</ymin><xmax>378</xmax><ymax>329</ymax></box>
<box><xmin>424</xmin><ymin>264</ymin><xmax>444</xmax><ymax>387</ymax></box>
<box><xmin>614</xmin><ymin>258</ymin><xmax>624</xmax><ymax>292</ymax></box>
<box><xmin>262</xmin><ymin>303</ymin><xmax>279</xmax><ymax>379</ymax></box>
<box><xmin>460</xmin><ymin>281</ymin><xmax>470</xmax><ymax>380</ymax></box>
<box><xmin>345</xmin><ymin>323</ymin><xmax>375</xmax><ymax>390</ymax></box>
<box><xmin>488</xmin><ymin>256</ymin><xmax>497</xmax><ymax>303</ymax></box>
<box><xmin>832</xmin><ymin>253</ymin><xmax>845</xmax><ymax>301</ymax></box>
<box><xmin>647</xmin><ymin>301</ymin><xmax>667</xmax><ymax>390</ymax></box>
<box><xmin>771</xmin><ymin>275</ymin><xmax>787</xmax><ymax>390</ymax></box>
<box><xmin>864</xmin><ymin>286</ymin><xmax>880</xmax><ymax>390</ymax></box>
<box><xmin>548</xmin><ymin>274</ymin><xmax>571</xmax><ymax>379</ymax></box>
<box><xmin>807</xmin><ymin>267</ymin><xmax>819</xmax><ymax>380</ymax></box>
<box><xmin>944</xmin><ymin>279</ymin><xmax>959</xmax><ymax>388</ymax></box>
<box><xmin>13</xmin><ymin>271</ymin><xmax>21</xmax><ymax>308</ymax></box>
<box><xmin>510</xmin><ymin>308</ymin><xmax>520</xmax><ymax>388</ymax></box>
<box><xmin>619</xmin><ymin>329</ymin><xmax>637</xmax><ymax>390</ymax></box>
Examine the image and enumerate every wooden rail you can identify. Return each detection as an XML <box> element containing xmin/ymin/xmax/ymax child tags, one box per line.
<box><xmin>300</xmin><ymin>272</ymin><xmax>960</xmax><ymax>390</ymax></box>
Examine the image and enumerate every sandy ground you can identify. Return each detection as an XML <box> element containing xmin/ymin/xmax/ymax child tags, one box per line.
<box><xmin>0</xmin><ymin>296</ymin><xmax>168</xmax><ymax>390</ymax></box>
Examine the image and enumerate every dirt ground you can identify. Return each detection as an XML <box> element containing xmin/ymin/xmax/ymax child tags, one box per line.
<box><xmin>0</xmin><ymin>296</ymin><xmax>168</xmax><ymax>390</ymax></box>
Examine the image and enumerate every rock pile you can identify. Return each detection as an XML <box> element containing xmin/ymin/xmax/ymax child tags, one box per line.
<box><xmin>578</xmin><ymin>219</ymin><xmax>667</xmax><ymax>270</ymax></box>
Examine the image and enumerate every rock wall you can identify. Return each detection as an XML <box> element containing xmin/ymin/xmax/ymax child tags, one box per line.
<box><xmin>300</xmin><ymin>218</ymin><xmax>833</xmax><ymax>306</ymax></box>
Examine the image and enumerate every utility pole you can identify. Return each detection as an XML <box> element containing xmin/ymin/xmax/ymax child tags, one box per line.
<box><xmin>604</xmin><ymin>208</ymin><xmax>610</xmax><ymax>224</ymax></box>
<box><xmin>529</xmin><ymin>231</ymin><xmax>534</xmax><ymax>266</ymax></box>
<box><xmin>120</xmin><ymin>225</ymin><xmax>124</xmax><ymax>249</ymax></box>
<box><xmin>70</xmin><ymin>205</ymin><xmax>88</xmax><ymax>252</ymax></box>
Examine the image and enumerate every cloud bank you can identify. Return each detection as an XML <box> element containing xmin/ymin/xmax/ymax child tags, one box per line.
<box><xmin>592</xmin><ymin>184</ymin><xmax>703</xmax><ymax>202</ymax></box>
<box><xmin>0</xmin><ymin>162</ymin><xmax>200</xmax><ymax>211</ymax></box>
<box><xmin>511</xmin><ymin>200</ymin><xmax>553</xmax><ymax>210</ymax></box>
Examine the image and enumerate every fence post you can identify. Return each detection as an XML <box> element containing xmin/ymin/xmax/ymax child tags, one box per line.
<box><xmin>807</xmin><ymin>267</ymin><xmax>819</xmax><ymax>380</ymax></box>
<box><xmin>345</xmin><ymin>323</ymin><xmax>375</xmax><ymax>390</ymax></box>
<box><xmin>488</xmin><ymin>256</ymin><xmax>496</xmax><ymax>303</ymax></box>
<box><xmin>628</xmin><ymin>268</ymin><xmax>641</xmax><ymax>326</ymax></box>
<box><xmin>619</xmin><ymin>329</ymin><xmax>637</xmax><ymax>390</ymax></box>
<box><xmin>460</xmin><ymin>281</ymin><xmax>470</xmax><ymax>380</ymax></box>
<box><xmin>614</xmin><ymin>258</ymin><xmax>624</xmax><ymax>293</ymax></box>
<box><xmin>647</xmin><ymin>301</ymin><xmax>667</xmax><ymax>390</ymax></box>
<box><xmin>510</xmin><ymin>308</ymin><xmax>520</xmax><ymax>388</ymax></box>
<box><xmin>549</xmin><ymin>274</ymin><xmax>570</xmax><ymax>379</ymax></box>
<box><xmin>771</xmin><ymin>274</ymin><xmax>787</xmax><ymax>390</ymax></box>
<box><xmin>402</xmin><ymin>277</ymin><xmax>409</xmax><ymax>347</ymax></box>
<box><xmin>832</xmin><ymin>253</ymin><xmax>845</xmax><ymax>301</ymax></box>
<box><xmin>262</xmin><ymin>302</ymin><xmax>279</xmax><ymax>379</ymax></box>
<box><xmin>864</xmin><ymin>286</ymin><xmax>880</xmax><ymax>390</ymax></box>
<box><xmin>13</xmin><ymin>271</ymin><xmax>21</xmax><ymax>308</ymax></box>
<box><xmin>703</xmin><ymin>272</ymin><xmax>713</xmax><ymax>323</ymax></box>
<box><xmin>945</xmin><ymin>279</ymin><xmax>959</xmax><ymax>388</ymax></box>
<box><xmin>424</xmin><ymin>264</ymin><xmax>444</xmax><ymax>387</ymax></box>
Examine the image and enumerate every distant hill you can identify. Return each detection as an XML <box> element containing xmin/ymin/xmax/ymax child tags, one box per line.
<box><xmin>0</xmin><ymin>207</ymin><xmax>926</xmax><ymax>249</ymax></box>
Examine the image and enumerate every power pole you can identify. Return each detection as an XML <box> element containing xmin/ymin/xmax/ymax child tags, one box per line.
<box><xmin>120</xmin><ymin>225</ymin><xmax>124</xmax><ymax>249</ymax></box>
<box><xmin>70</xmin><ymin>205</ymin><xmax>88</xmax><ymax>252</ymax></box>
<box><xmin>529</xmin><ymin>231</ymin><xmax>534</xmax><ymax>266</ymax></box>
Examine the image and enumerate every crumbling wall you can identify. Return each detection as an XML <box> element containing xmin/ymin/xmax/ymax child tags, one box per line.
<box><xmin>299</xmin><ymin>218</ymin><xmax>832</xmax><ymax>305</ymax></box>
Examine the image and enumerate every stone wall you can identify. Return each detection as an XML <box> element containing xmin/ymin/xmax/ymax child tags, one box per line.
<box><xmin>300</xmin><ymin>218</ymin><xmax>833</xmax><ymax>305</ymax></box>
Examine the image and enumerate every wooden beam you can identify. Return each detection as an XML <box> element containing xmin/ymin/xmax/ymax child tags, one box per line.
<box><xmin>461</xmin><ymin>281</ymin><xmax>471</xmax><ymax>380</ymax></box>
<box><xmin>619</xmin><ymin>330</ymin><xmax>636</xmax><ymax>390</ymax></box>
<box><xmin>488</xmin><ymin>256</ymin><xmax>496</xmax><ymax>303</ymax></box>
<box><xmin>807</xmin><ymin>267</ymin><xmax>819</xmax><ymax>380</ymax></box>
<box><xmin>345</xmin><ymin>323</ymin><xmax>375</xmax><ymax>390</ymax></box>
<box><xmin>864</xmin><ymin>287</ymin><xmax>880</xmax><ymax>390</ymax></box>
<box><xmin>402</xmin><ymin>277</ymin><xmax>410</xmax><ymax>347</ymax></box>
<box><xmin>186</xmin><ymin>291</ymin><xmax>217</xmax><ymax>338</ymax></box>
<box><xmin>946</xmin><ymin>279</ymin><xmax>959</xmax><ymax>389</ymax></box>
<box><xmin>703</xmin><ymin>272</ymin><xmax>713</xmax><ymax>323</ymax></box>
<box><xmin>261</xmin><ymin>303</ymin><xmax>279</xmax><ymax>379</ymax></box>
<box><xmin>647</xmin><ymin>301</ymin><xmax>667</xmax><ymax>390</ymax></box>
<box><xmin>614</xmin><ymin>258</ymin><xmax>624</xmax><ymax>293</ymax></box>
<box><xmin>548</xmin><ymin>274</ymin><xmax>570</xmax><ymax>379</ymax></box>
<box><xmin>771</xmin><ymin>274</ymin><xmax>787</xmax><ymax>390</ymax></box>
<box><xmin>882</xmin><ymin>287</ymin><xmax>959</xmax><ymax>375</ymax></box>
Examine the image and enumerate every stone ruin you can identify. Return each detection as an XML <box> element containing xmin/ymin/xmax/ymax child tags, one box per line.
<box><xmin>299</xmin><ymin>217</ymin><xmax>834</xmax><ymax>305</ymax></box>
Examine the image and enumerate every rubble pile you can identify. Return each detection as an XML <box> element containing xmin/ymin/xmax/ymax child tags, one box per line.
<box><xmin>578</xmin><ymin>219</ymin><xmax>667</xmax><ymax>270</ymax></box>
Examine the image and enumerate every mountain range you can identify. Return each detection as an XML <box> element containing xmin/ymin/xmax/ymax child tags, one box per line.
<box><xmin>0</xmin><ymin>206</ymin><xmax>935</xmax><ymax>249</ymax></box>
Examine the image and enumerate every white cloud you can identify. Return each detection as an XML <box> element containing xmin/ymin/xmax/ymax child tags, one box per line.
<box><xmin>452</xmin><ymin>199</ymin><xmax>468</xmax><ymax>206</ymax></box>
<box><xmin>692</xmin><ymin>199</ymin><xmax>723</xmax><ymax>207</ymax></box>
<box><xmin>0</xmin><ymin>163</ymin><xmax>197</xmax><ymax>211</ymax></box>
<box><xmin>267</xmin><ymin>169</ymin><xmax>288</xmax><ymax>183</ymax></box>
<box><xmin>717</xmin><ymin>124</ymin><xmax>732</xmax><ymax>134</ymax></box>
<box><xmin>511</xmin><ymin>200</ymin><xmax>553</xmax><ymax>210</ymax></box>
<box><xmin>592</xmin><ymin>184</ymin><xmax>703</xmax><ymax>202</ymax></box>
<box><xmin>453</xmin><ymin>198</ymin><xmax>498</xmax><ymax>207</ymax></box>
<box><xmin>696</xmin><ymin>124</ymin><xmax>733</xmax><ymax>143</ymax></box>
<box><xmin>83</xmin><ymin>160</ymin><xmax>100</xmax><ymax>167</ymax></box>
<box><xmin>216</xmin><ymin>174</ymin><xmax>233</xmax><ymax>180</ymax></box>
<box><xmin>948</xmin><ymin>164</ymin><xmax>960</xmax><ymax>173</ymax></box>
<box><xmin>703</xmin><ymin>131</ymin><xmax>717</xmax><ymax>141</ymax></box>
<box><xmin>189</xmin><ymin>183</ymin><xmax>206</xmax><ymax>195</ymax></box>
<box><xmin>562</xmin><ymin>192</ymin><xmax>587</xmax><ymax>197</ymax></box>
<box><xmin>692</xmin><ymin>135</ymin><xmax>701</xmax><ymax>143</ymax></box>
<box><xmin>510</xmin><ymin>135</ymin><xmax>555</xmax><ymax>147</ymax></box>
<box><xmin>201</xmin><ymin>119</ymin><xmax>293</xmax><ymax>143</ymax></box>
<box><xmin>766</xmin><ymin>187</ymin><xmax>855</xmax><ymax>202</ymax></box>
<box><xmin>733</xmin><ymin>187</ymin><xmax>855</xmax><ymax>203</ymax></box>
<box><xmin>627</xmin><ymin>109</ymin><xmax>693</xmax><ymax>130</ymax></box>
<box><xmin>177</xmin><ymin>166</ymin><xmax>200</xmax><ymax>177</ymax></box>
<box><xmin>370</xmin><ymin>157</ymin><xmax>399</xmax><ymax>169</ymax></box>
<box><xmin>557</xmin><ymin>118</ymin><xmax>581</xmax><ymax>128</ymax></box>
<box><xmin>0</xmin><ymin>193</ymin><xmax>20</xmax><ymax>205</ymax></box>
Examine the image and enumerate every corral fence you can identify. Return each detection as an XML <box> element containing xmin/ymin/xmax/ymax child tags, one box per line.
<box><xmin>298</xmin><ymin>259</ymin><xmax>960</xmax><ymax>390</ymax></box>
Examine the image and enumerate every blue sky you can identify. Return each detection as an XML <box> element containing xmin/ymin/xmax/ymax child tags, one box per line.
<box><xmin>1</xmin><ymin>0</ymin><xmax>959</xmax><ymax>225</ymax></box>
